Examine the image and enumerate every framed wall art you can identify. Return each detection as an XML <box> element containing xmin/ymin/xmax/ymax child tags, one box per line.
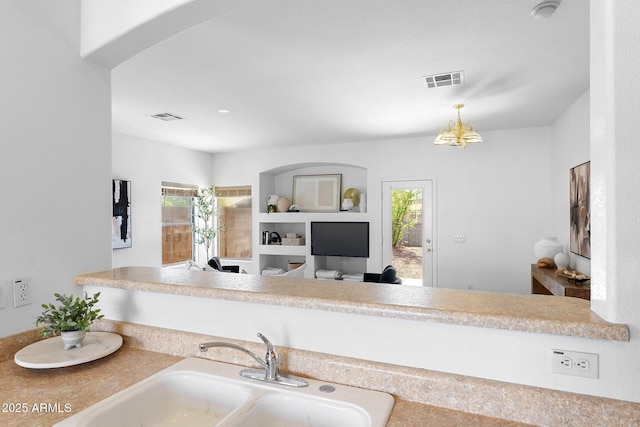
<box><xmin>112</xmin><ymin>179</ymin><xmax>132</xmax><ymax>249</ymax></box>
<box><xmin>292</xmin><ymin>174</ymin><xmax>342</xmax><ymax>212</ymax></box>
<box><xmin>569</xmin><ymin>161</ymin><xmax>590</xmax><ymax>258</ymax></box>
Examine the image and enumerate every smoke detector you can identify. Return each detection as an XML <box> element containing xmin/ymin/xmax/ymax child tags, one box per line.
<box><xmin>423</xmin><ymin>71</ymin><xmax>464</xmax><ymax>89</ymax></box>
<box><xmin>149</xmin><ymin>112</ymin><xmax>185</xmax><ymax>121</ymax></box>
<box><xmin>531</xmin><ymin>0</ymin><xmax>562</xmax><ymax>19</ymax></box>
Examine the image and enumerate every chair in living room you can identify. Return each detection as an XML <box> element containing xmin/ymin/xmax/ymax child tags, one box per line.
<box><xmin>363</xmin><ymin>265</ymin><xmax>402</xmax><ymax>284</ymax></box>
<box><xmin>207</xmin><ymin>257</ymin><xmax>240</xmax><ymax>273</ymax></box>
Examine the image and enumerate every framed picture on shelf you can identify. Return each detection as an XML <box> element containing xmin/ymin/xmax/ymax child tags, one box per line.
<box><xmin>292</xmin><ymin>174</ymin><xmax>342</xmax><ymax>212</ymax></box>
<box><xmin>569</xmin><ymin>161</ymin><xmax>590</xmax><ymax>259</ymax></box>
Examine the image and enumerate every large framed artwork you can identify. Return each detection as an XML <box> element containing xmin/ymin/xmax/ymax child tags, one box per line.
<box><xmin>112</xmin><ymin>179</ymin><xmax>132</xmax><ymax>249</ymax></box>
<box><xmin>569</xmin><ymin>161</ymin><xmax>590</xmax><ymax>259</ymax></box>
<box><xmin>292</xmin><ymin>174</ymin><xmax>342</xmax><ymax>212</ymax></box>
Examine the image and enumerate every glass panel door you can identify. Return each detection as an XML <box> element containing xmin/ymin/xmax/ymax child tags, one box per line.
<box><xmin>382</xmin><ymin>180</ymin><xmax>434</xmax><ymax>286</ymax></box>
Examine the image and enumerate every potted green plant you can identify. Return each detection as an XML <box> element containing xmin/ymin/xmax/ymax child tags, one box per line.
<box><xmin>192</xmin><ymin>185</ymin><xmax>223</xmax><ymax>263</ymax></box>
<box><xmin>36</xmin><ymin>292</ymin><xmax>104</xmax><ymax>350</ymax></box>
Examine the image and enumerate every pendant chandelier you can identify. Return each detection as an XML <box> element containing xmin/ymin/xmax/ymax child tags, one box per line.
<box><xmin>433</xmin><ymin>103</ymin><xmax>483</xmax><ymax>149</ymax></box>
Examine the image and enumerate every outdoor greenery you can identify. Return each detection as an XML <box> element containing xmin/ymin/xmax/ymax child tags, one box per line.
<box><xmin>391</xmin><ymin>189</ymin><xmax>420</xmax><ymax>246</ymax></box>
<box><xmin>162</xmin><ymin>195</ymin><xmax>191</xmax><ymax>207</ymax></box>
<box><xmin>193</xmin><ymin>185</ymin><xmax>222</xmax><ymax>261</ymax></box>
<box><xmin>36</xmin><ymin>292</ymin><xmax>104</xmax><ymax>338</ymax></box>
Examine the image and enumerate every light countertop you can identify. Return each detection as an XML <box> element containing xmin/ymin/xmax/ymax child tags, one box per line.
<box><xmin>76</xmin><ymin>267</ymin><xmax>628</xmax><ymax>341</ymax></box>
<box><xmin>0</xmin><ymin>339</ymin><xmax>528</xmax><ymax>427</ymax></box>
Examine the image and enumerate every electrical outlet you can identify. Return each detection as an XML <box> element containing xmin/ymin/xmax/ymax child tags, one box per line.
<box><xmin>0</xmin><ymin>283</ymin><xmax>5</xmax><ymax>309</ymax></box>
<box><xmin>551</xmin><ymin>349</ymin><xmax>598</xmax><ymax>379</ymax></box>
<box><xmin>12</xmin><ymin>278</ymin><xmax>32</xmax><ymax>308</ymax></box>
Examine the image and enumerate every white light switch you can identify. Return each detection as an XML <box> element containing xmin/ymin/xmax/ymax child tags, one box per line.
<box><xmin>454</xmin><ymin>235</ymin><xmax>465</xmax><ymax>243</ymax></box>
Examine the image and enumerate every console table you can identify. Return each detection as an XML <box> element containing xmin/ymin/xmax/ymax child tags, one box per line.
<box><xmin>531</xmin><ymin>264</ymin><xmax>590</xmax><ymax>300</ymax></box>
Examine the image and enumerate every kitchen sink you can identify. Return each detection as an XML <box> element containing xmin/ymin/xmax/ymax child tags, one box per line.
<box><xmin>55</xmin><ymin>358</ymin><xmax>394</xmax><ymax>427</ymax></box>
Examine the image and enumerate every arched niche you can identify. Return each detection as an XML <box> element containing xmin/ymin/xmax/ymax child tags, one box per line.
<box><xmin>259</xmin><ymin>162</ymin><xmax>367</xmax><ymax>213</ymax></box>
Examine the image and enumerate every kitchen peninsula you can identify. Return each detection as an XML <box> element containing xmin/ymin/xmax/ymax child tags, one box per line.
<box><xmin>64</xmin><ymin>267</ymin><xmax>639</xmax><ymax>425</ymax></box>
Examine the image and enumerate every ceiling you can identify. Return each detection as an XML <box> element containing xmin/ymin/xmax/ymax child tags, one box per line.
<box><xmin>111</xmin><ymin>0</ymin><xmax>589</xmax><ymax>153</ymax></box>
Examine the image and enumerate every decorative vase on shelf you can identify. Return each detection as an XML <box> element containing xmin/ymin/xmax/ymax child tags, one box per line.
<box><xmin>61</xmin><ymin>330</ymin><xmax>86</xmax><ymax>350</ymax></box>
<box><xmin>341</xmin><ymin>198</ymin><xmax>354</xmax><ymax>211</ymax></box>
<box><xmin>359</xmin><ymin>194</ymin><xmax>367</xmax><ymax>213</ymax></box>
<box><xmin>534</xmin><ymin>236</ymin><xmax>563</xmax><ymax>260</ymax></box>
<box><xmin>277</xmin><ymin>197</ymin><xmax>291</xmax><ymax>212</ymax></box>
<box><xmin>554</xmin><ymin>252</ymin><xmax>570</xmax><ymax>270</ymax></box>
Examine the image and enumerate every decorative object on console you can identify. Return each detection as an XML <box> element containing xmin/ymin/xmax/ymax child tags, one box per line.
<box><xmin>536</xmin><ymin>257</ymin><xmax>556</xmax><ymax>269</ymax></box>
<box><xmin>292</xmin><ymin>174</ymin><xmax>341</xmax><ymax>212</ymax></box>
<box><xmin>36</xmin><ymin>292</ymin><xmax>105</xmax><ymax>349</ymax></box>
<box><xmin>554</xmin><ymin>252</ymin><xmax>570</xmax><ymax>270</ymax></box>
<box><xmin>112</xmin><ymin>179</ymin><xmax>131</xmax><ymax>249</ymax></box>
<box><xmin>433</xmin><ymin>104</ymin><xmax>483</xmax><ymax>149</ymax></box>
<box><xmin>359</xmin><ymin>193</ymin><xmax>367</xmax><ymax>213</ymax></box>
<box><xmin>558</xmin><ymin>268</ymin><xmax>589</xmax><ymax>282</ymax></box>
<box><xmin>570</xmin><ymin>161</ymin><xmax>590</xmax><ymax>259</ymax></box>
<box><xmin>534</xmin><ymin>236</ymin><xmax>563</xmax><ymax>260</ymax></box>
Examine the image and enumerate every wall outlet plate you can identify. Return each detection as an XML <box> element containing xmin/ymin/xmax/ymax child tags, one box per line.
<box><xmin>0</xmin><ymin>282</ymin><xmax>5</xmax><ymax>309</ymax></box>
<box><xmin>551</xmin><ymin>349</ymin><xmax>599</xmax><ymax>379</ymax></box>
<box><xmin>12</xmin><ymin>278</ymin><xmax>32</xmax><ymax>308</ymax></box>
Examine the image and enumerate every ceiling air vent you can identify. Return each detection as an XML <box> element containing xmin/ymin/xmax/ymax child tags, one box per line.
<box><xmin>149</xmin><ymin>112</ymin><xmax>185</xmax><ymax>121</ymax></box>
<box><xmin>423</xmin><ymin>71</ymin><xmax>464</xmax><ymax>88</ymax></box>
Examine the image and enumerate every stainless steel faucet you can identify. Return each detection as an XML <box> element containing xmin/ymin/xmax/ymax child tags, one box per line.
<box><xmin>199</xmin><ymin>333</ymin><xmax>308</xmax><ymax>387</ymax></box>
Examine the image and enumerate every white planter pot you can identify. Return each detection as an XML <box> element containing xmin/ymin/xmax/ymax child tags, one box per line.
<box><xmin>61</xmin><ymin>330</ymin><xmax>86</xmax><ymax>350</ymax></box>
<box><xmin>534</xmin><ymin>236</ymin><xmax>563</xmax><ymax>260</ymax></box>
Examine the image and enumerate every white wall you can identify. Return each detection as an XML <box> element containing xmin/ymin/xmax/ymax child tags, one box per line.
<box><xmin>0</xmin><ymin>1</ymin><xmax>112</xmax><ymax>337</ymax></box>
<box><xmin>211</xmin><ymin>126</ymin><xmax>552</xmax><ymax>294</ymax></box>
<box><xmin>589</xmin><ymin>0</ymin><xmax>640</xmax><ymax>329</ymax></box>
<box><xmin>112</xmin><ymin>132</ymin><xmax>214</xmax><ymax>268</ymax></box>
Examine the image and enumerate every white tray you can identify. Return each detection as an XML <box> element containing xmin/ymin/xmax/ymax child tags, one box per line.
<box><xmin>14</xmin><ymin>332</ymin><xmax>122</xmax><ymax>369</ymax></box>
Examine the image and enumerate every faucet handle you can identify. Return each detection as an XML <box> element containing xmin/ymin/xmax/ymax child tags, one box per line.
<box><xmin>257</xmin><ymin>333</ymin><xmax>279</xmax><ymax>380</ymax></box>
<box><xmin>257</xmin><ymin>333</ymin><xmax>274</xmax><ymax>353</ymax></box>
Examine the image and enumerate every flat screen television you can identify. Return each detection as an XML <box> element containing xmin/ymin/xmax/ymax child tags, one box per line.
<box><xmin>311</xmin><ymin>221</ymin><xmax>369</xmax><ymax>258</ymax></box>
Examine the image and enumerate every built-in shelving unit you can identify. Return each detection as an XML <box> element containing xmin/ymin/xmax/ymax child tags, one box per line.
<box><xmin>257</xmin><ymin>163</ymin><xmax>371</xmax><ymax>279</ymax></box>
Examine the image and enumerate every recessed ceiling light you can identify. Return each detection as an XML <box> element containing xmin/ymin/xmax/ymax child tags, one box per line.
<box><xmin>218</xmin><ymin>109</ymin><xmax>230</xmax><ymax>114</ymax></box>
<box><xmin>531</xmin><ymin>0</ymin><xmax>562</xmax><ymax>19</ymax></box>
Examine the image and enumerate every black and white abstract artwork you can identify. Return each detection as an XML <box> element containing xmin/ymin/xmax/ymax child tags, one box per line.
<box><xmin>112</xmin><ymin>179</ymin><xmax>131</xmax><ymax>249</ymax></box>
